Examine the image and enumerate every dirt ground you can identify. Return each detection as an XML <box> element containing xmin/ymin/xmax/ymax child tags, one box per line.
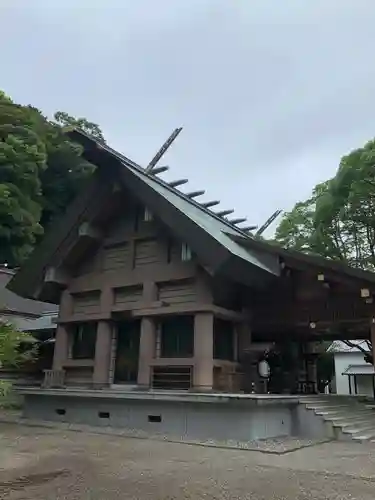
<box><xmin>1</xmin><ymin>423</ymin><xmax>375</xmax><ymax>499</ymax></box>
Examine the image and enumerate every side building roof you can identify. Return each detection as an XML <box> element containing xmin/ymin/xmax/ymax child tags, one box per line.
<box><xmin>0</xmin><ymin>268</ymin><xmax>57</xmax><ymax>317</ymax></box>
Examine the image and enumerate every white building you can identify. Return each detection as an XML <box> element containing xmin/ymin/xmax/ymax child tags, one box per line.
<box><xmin>330</xmin><ymin>340</ymin><xmax>374</xmax><ymax>398</ymax></box>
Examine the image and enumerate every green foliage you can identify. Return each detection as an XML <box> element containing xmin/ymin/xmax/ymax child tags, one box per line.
<box><xmin>274</xmin><ymin>182</ymin><xmax>329</xmax><ymax>254</ymax></box>
<box><xmin>54</xmin><ymin>111</ymin><xmax>105</xmax><ymax>142</ymax></box>
<box><xmin>0</xmin><ymin>380</ymin><xmax>11</xmax><ymax>399</ymax></box>
<box><xmin>275</xmin><ymin>137</ymin><xmax>375</xmax><ymax>362</ymax></box>
<box><xmin>0</xmin><ymin>320</ymin><xmax>37</xmax><ymax>368</ymax></box>
<box><xmin>0</xmin><ymin>96</ymin><xmax>47</xmax><ymax>266</ymax></box>
<box><xmin>38</xmin><ymin>122</ymin><xmax>96</xmax><ymax>229</ymax></box>
<box><xmin>0</xmin><ymin>89</ymin><xmax>103</xmax><ymax>265</ymax></box>
<box><xmin>0</xmin><ymin>320</ymin><xmax>37</xmax><ymax>406</ymax></box>
<box><xmin>275</xmin><ymin>137</ymin><xmax>375</xmax><ymax>270</ymax></box>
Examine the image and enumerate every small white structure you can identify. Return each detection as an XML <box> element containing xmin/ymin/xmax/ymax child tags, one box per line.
<box><xmin>329</xmin><ymin>340</ymin><xmax>374</xmax><ymax>398</ymax></box>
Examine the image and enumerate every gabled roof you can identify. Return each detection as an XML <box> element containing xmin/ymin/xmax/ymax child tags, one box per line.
<box><xmin>68</xmin><ymin>129</ymin><xmax>279</xmax><ymax>275</ymax></box>
<box><xmin>8</xmin><ymin>130</ymin><xmax>282</xmax><ymax>301</ymax></box>
<box><xmin>8</xmin><ymin>128</ymin><xmax>375</xmax><ymax>302</ymax></box>
<box><xmin>0</xmin><ymin>268</ymin><xmax>57</xmax><ymax>316</ymax></box>
<box><xmin>342</xmin><ymin>364</ymin><xmax>375</xmax><ymax>375</ymax></box>
<box><xmin>329</xmin><ymin>340</ymin><xmax>371</xmax><ymax>353</ymax></box>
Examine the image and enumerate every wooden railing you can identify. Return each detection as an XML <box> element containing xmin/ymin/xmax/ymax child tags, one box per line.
<box><xmin>42</xmin><ymin>369</ymin><xmax>66</xmax><ymax>389</ymax></box>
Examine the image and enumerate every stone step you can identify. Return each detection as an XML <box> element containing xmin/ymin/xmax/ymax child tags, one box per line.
<box><xmin>331</xmin><ymin>417</ymin><xmax>375</xmax><ymax>428</ymax></box>
<box><xmin>321</xmin><ymin>409</ymin><xmax>375</xmax><ymax>418</ymax></box>
<box><xmin>311</xmin><ymin>404</ymin><xmax>371</xmax><ymax>411</ymax></box>
<box><xmin>351</xmin><ymin>429</ymin><xmax>375</xmax><ymax>442</ymax></box>
<box><xmin>323</xmin><ymin>413</ymin><xmax>375</xmax><ymax>425</ymax></box>
<box><xmin>305</xmin><ymin>404</ymin><xmax>357</xmax><ymax>410</ymax></box>
<box><xmin>299</xmin><ymin>398</ymin><xmax>332</xmax><ymax>402</ymax></box>
<box><xmin>314</xmin><ymin>408</ymin><xmax>372</xmax><ymax>416</ymax></box>
<box><xmin>341</xmin><ymin>423</ymin><xmax>375</xmax><ymax>435</ymax></box>
<box><xmin>301</xmin><ymin>395</ymin><xmax>365</xmax><ymax>399</ymax></box>
<box><xmin>298</xmin><ymin>396</ymin><xmax>375</xmax><ymax>442</ymax></box>
<box><xmin>300</xmin><ymin>399</ymin><xmax>342</xmax><ymax>405</ymax></box>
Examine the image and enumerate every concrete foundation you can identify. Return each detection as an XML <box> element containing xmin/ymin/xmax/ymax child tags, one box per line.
<box><xmin>19</xmin><ymin>389</ymin><xmax>310</xmax><ymax>441</ymax></box>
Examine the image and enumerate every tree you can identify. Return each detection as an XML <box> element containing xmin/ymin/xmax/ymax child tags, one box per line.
<box><xmin>276</xmin><ymin>138</ymin><xmax>375</xmax><ymax>270</ymax></box>
<box><xmin>313</xmin><ymin>139</ymin><xmax>375</xmax><ymax>270</ymax></box>
<box><xmin>54</xmin><ymin>111</ymin><xmax>105</xmax><ymax>142</ymax></box>
<box><xmin>0</xmin><ymin>321</ymin><xmax>36</xmax><ymax>368</ymax></box>
<box><xmin>0</xmin><ymin>90</ymin><xmax>103</xmax><ymax>263</ymax></box>
<box><xmin>275</xmin><ymin>181</ymin><xmax>330</xmax><ymax>255</ymax></box>
<box><xmin>337</xmin><ymin>339</ymin><xmax>373</xmax><ymax>364</ymax></box>
<box><xmin>38</xmin><ymin>122</ymin><xmax>96</xmax><ymax>229</ymax></box>
<box><xmin>0</xmin><ymin>94</ymin><xmax>47</xmax><ymax>266</ymax></box>
<box><xmin>0</xmin><ymin>320</ymin><xmax>37</xmax><ymax>399</ymax></box>
<box><xmin>275</xmin><ymin>137</ymin><xmax>375</xmax><ymax>364</ymax></box>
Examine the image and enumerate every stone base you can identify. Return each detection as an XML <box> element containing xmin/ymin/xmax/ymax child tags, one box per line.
<box><xmin>18</xmin><ymin>388</ymin><xmax>305</xmax><ymax>442</ymax></box>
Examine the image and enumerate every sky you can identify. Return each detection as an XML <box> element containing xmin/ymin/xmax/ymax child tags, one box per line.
<box><xmin>2</xmin><ymin>0</ymin><xmax>375</xmax><ymax>234</ymax></box>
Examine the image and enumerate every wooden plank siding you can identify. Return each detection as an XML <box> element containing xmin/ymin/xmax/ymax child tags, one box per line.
<box><xmin>72</xmin><ymin>291</ymin><xmax>101</xmax><ymax>316</ymax></box>
<box><xmin>157</xmin><ymin>279</ymin><xmax>196</xmax><ymax>305</ymax></box>
<box><xmin>134</xmin><ymin>238</ymin><xmax>160</xmax><ymax>268</ymax></box>
<box><xmin>102</xmin><ymin>243</ymin><xmax>131</xmax><ymax>271</ymax></box>
<box><xmin>113</xmin><ymin>285</ymin><xmax>143</xmax><ymax>307</ymax></box>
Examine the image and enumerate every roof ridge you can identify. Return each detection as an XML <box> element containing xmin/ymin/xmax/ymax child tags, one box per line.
<box><xmin>81</xmin><ymin>130</ymin><xmax>256</xmax><ymax>239</ymax></box>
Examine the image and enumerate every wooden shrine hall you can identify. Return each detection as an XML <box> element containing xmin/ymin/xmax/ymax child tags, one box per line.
<box><xmin>8</xmin><ymin>128</ymin><xmax>375</xmax><ymax>396</ymax></box>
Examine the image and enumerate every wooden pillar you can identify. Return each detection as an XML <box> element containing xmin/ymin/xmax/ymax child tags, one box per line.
<box><xmin>100</xmin><ymin>287</ymin><xmax>114</xmax><ymax>315</ymax></box>
<box><xmin>58</xmin><ymin>290</ymin><xmax>73</xmax><ymax>322</ymax></box>
<box><xmin>137</xmin><ymin>317</ymin><xmax>155</xmax><ymax>388</ymax></box>
<box><xmin>237</xmin><ymin>321</ymin><xmax>252</xmax><ymax>358</ymax></box>
<box><xmin>236</xmin><ymin>321</ymin><xmax>257</xmax><ymax>393</ymax></box>
<box><xmin>193</xmin><ymin>312</ymin><xmax>214</xmax><ymax>391</ymax></box>
<box><xmin>93</xmin><ymin>321</ymin><xmax>113</xmax><ymax>388</ymax></box>
<box><xmin>143</xmin><ymin>281</ymin><xmax>158</xmax><ymax>305</ymax></box>
<box><xmin>52</xmin><ymin>324</ymin><xmax>69</xmax><ymax>370</ymax></box>
<box><xmin>233</xmin><ymin>324</ymin><xmax>239</xmax><ymax>362</ymax></box>
<box><xmin>306</xmin><ymin>342</ymin><xmax>318</xmax><ymax>393</ymax></box>
<box><xmin>371</xmin><ymin>320</ymin><xmax>375</xmax><ymax>368</ymax></box>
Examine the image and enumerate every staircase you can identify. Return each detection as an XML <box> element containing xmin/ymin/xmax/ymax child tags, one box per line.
<box><xmin>299</xmin><ymin>395</ymin><xmax>375</xmax><ymax>443</ymax></box>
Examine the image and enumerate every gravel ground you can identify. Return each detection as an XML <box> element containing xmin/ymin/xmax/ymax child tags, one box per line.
<box><xmin>0</xmin><ymin>411</ymin><xmax>330</xmax><ymax>454</ymax></box>
<box><xmin>1</xmin><ymin>422</ymin><xmax>375</xmax><ymax>499</ymax></box>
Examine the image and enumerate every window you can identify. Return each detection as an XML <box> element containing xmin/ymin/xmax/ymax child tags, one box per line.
<box><xmin>160</xmin><ymin>316</ymin><xmax>194</xmax><ymax>358</ymax></box>
<box><xmin>181</xmin><ymin>243</ymin><xmax>192</xmax><ymax>261</ymax></box>
<box><xmin>213</xmin><ymin>319</ymin><xmax>235</xmax><ymax>361</ymax></box>
<box><xmin>144</xmin><ymin>207</ymin><xmax>153</xmax><ymax>222</ymax></box>
<box><xmin>71</xmin><ymin>323</ymin><xmax>97</xmax><ymax>359</ymax></box>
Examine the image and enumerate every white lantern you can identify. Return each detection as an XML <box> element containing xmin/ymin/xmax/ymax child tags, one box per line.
<box><xmin>258</xmin><ymin>360</ymin><xmax>271</xmax><ymax>379</ymax></box>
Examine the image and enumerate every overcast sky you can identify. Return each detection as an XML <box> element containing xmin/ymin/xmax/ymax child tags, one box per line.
<box><xmin>2</xmin><ymin>1</ymin><xmax>375</xmax><ymax>233</ymax></box>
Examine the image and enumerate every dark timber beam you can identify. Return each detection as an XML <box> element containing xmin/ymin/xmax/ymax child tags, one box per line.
<box><xmin>216</xmin><ymin>209</ymin><xmax>235</xmax><ymax>217</ymax></box>
<box><xmin>228</xmin><ymin>218</ymin><xmax>247</xmax><ymax>225</ymax></box>
<box><xmin>151</xmin><ymin>165</ymin><xmax>169</xmax><ymax>175</ymax></box>
<box><xmin>186</xmin><ymin>190</ymin><xmax>205</xmax><ymax>199</ymax></box>
<box><xmin>201</xmin><ymin>200</ymin><xmax>220</xmax><ymax>208</ymax></box>
<box><xmin>169</xmin><ymin>179</ymin><xmax>188</xmax><ymax>188</ymax></box>
<box><xmin>78</xmin><ymin>222</ymin><xmax>101</xmax><ymax>240</ymax></box>
<box><xmin>240</xmin><ymin>226</ymin><xmax>258</xmax><ymax>232</ymax></box>
<box><xmin>44</xmin><ymin>267</ymin><xmax>69</xmax><ymax>286</ymax></box>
